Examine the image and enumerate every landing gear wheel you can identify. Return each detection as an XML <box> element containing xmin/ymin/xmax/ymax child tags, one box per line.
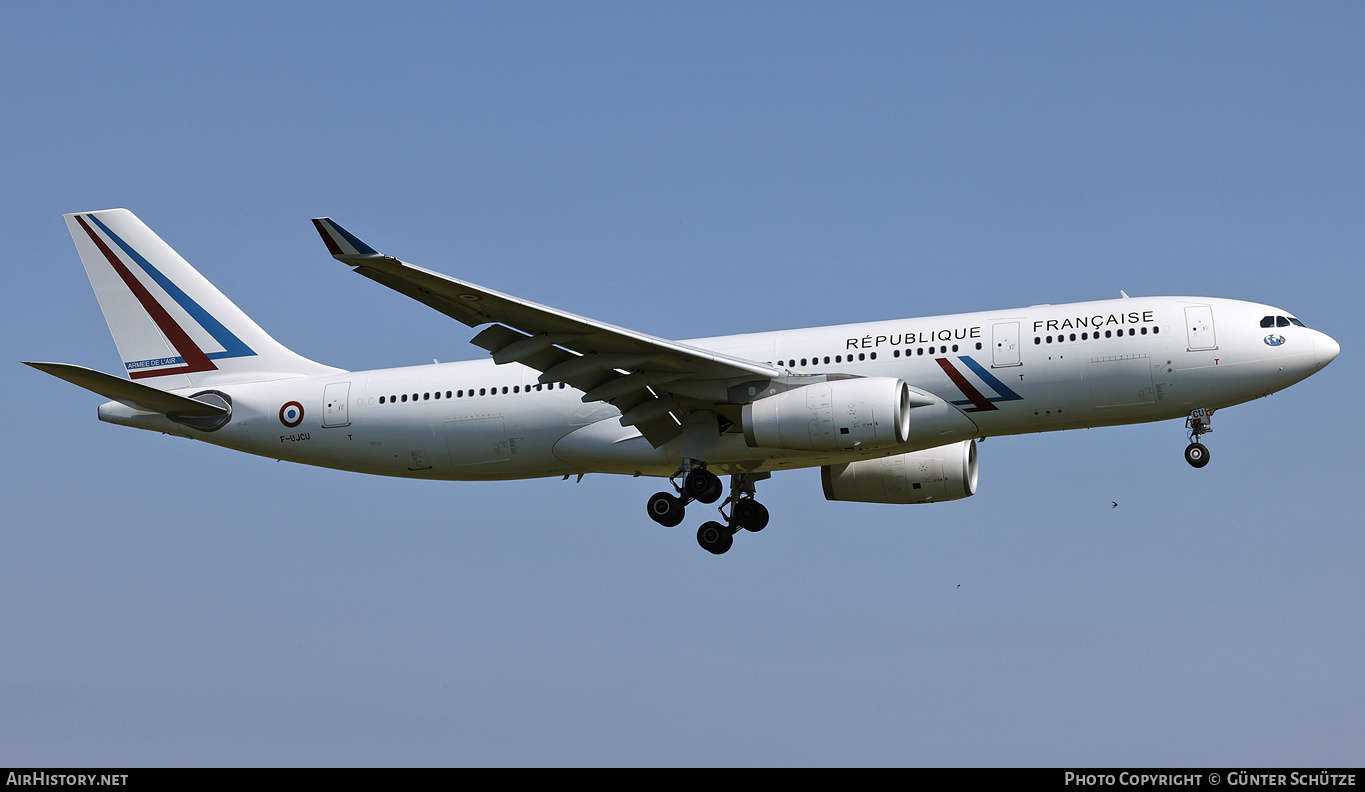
<box><xmin>683</xmin><ymin>469</ymin><xmax>723</xmax><ymax>504</ymax></box>
<box><xmin>697</xmin><ymin>521</ymin><xmax>733</xmax><ymax>555</ymax></box>
<box><xmin>733</xmin><ymin>499</ymin><xmax>769</xmax><ymax>532</ymax></box>
<box><xmin>1184</xmin><ymin>442</ymin><xmax>1210</xmax><ymax>469</ymax></box>
<box><xmin>646</xmin><ymin>492</ymin><xmax>685</xmax><ymax>527</ymax></box>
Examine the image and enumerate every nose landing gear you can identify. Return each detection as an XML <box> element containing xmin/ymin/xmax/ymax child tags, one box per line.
<box><xmin>1184</xmin><ymin>408</ymin><xmax>1213</xmax><ymax>468</ymax></box>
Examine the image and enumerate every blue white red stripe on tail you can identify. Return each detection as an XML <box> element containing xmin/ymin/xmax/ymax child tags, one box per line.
<box><xmin>74</xmin><ymin>214</ymin><xmax>256</xmax><ymax>378</ymax></box>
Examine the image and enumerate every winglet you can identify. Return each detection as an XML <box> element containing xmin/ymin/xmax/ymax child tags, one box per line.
<box><xmin>311</xmin><ymin>217</ymin><xmax>379</xmax><ymax>258</ymax></box>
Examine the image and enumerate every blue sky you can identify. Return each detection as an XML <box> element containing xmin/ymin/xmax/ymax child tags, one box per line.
<box><xmin>1</xmin><ymin>2</ymin><xmax>1361</xmax><ymax>766</ymax></box>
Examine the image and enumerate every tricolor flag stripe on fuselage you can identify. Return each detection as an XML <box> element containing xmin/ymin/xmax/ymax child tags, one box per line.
<box><xmin>956</xmin><ymin>355</ymin><xmax>1023</xmax><ymax>401</ymax></box>
<box><xmin>937</xmin><ymin>356</ymin><xmax>1024</xmax><ymax>412</ymax></box>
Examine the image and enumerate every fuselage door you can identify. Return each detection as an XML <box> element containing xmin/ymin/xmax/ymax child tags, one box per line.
<box><xmin>1185</xmin><ymin>306</ymin><xmax>1218</xmax><ymax>351</ymax></box>
<box><xmin>322</xmin><ymin>381</ymin><xmax>350</xmax><ymax>427</ymax></box>
<box><xmin>992</xmin><ymin>322</ymin><xmax>1021</xmax><ymax>367</ymax></box>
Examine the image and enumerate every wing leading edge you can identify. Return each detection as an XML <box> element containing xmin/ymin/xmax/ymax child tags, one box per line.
<box><xmin>311</xmin><ymin>218</ymin><xmax>780</xmax><ymax>446</ymax></box>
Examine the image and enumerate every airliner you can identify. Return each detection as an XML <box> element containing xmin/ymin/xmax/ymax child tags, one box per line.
<box><xmin>27</xmin><ymin>209</ymin><xmax>1340</xmax><ymax>554</ymax></box>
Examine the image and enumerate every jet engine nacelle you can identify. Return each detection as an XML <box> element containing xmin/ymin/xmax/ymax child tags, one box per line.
<box><xmin>742</xmin><ymin>377</ymin><xmax>911</xmax><ymax>452</ymax></box>
<box><xmin>821</xmin><ymin>439</ymin><xmax>978</xmax><ymax>504</ymax></box>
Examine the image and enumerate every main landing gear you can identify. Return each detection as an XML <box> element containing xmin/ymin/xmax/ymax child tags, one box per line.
<box><xmin>645</xmin><ymin>465</ymin><xmax>770</xmax><ymax>555</ymax></box>
<box><xmin>1183</xmin><ymin>408</ymin><xmax>1213</xmax><ymax>469</ymax></box>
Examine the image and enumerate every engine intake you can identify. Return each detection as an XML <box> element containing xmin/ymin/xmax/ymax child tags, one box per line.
<box><xmin>821</xmin><ymin>439</ymin><xmax>978</xmax><ymax>504</ymax></box>
<box><xmin>742</xmin><ymin>377</ymin><xmax>911</xmax><ymax>452</ymax></box>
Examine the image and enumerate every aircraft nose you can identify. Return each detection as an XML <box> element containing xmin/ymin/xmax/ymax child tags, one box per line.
<box><xmin>1314</xmin><ymin>331</ymin><xmax>1340</xmax><ymax>369</ymax></box>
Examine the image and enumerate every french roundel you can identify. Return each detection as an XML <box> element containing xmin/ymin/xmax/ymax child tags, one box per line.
<box><xmin>279</xmin><ymin>401</ymin><xmax>304</xmax><ymax>427</ymax></box>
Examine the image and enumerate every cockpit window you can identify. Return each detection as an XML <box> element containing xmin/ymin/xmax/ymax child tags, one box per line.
<box><xmin>1276</xmin><ymin>316</ymin><xmax>1291</xmax><ymax>327</ymax></box>
<box><xmin>1288</xmin><ymin>317</ymin><xmax>1306</xmax><ymax>327</ymax></box>
<box><xmin>1260</xmin><ymin>316</ymin><xmax>1275</xmax><ymax>328</ymax></box>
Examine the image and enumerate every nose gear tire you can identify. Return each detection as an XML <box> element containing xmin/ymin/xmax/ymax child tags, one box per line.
<box><xmin>1184</xmin><ymin>442</ymin><xmax>1210</xmax><ymax>468</ymax></box>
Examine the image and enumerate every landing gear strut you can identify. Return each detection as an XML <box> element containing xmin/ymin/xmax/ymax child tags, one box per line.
<box><xmin>696</xmin><ymin>472</ymin><xmax>772</xmax><ymax>555</ymax></box>
<box><xmin>1184</xmin><ymin>408</ymin><xmax>1213</xmax><ymax>469</ymax></box>
<box><xmin>682</xmin><ymin>467</ymin><xmax>723</xmax><ymax>504</ymax></box>
<box><xmin>645</xmin><ymin>462</ymin><xmax>722</xmax><ymax>528</ymax></box>
<box><xmin>731</xmin><ymin>497</ymin><xmax>770</xmax><ymax>532</ymax></box>
<box><xmin>644</xmin><ymin>465</ymin><xmax>771</xmax><ymax>555</ymax></box>
<box><xmin>646</xmin><ymin>491</ymin><xmax>686</xmax><ymax>527</ymax></box>
<box><xmin>697</xmin><ymin>521</ymin><xmax>733</xmax><ymax>555</ymax></box>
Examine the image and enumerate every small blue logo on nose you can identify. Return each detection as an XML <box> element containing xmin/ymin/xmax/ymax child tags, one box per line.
<box><xmin>1264</xmin><ymin>334</ymin><xmax>1285</xmax><ymax>347</ymax></box>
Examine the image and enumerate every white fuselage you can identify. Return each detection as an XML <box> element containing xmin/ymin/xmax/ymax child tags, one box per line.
<box><xmin>98</xmin><ymin>295</ymin><xmax>1337</xmax><ymax>481</ymax></box>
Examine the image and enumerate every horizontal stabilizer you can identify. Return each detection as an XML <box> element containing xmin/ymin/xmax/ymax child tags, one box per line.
<box><xmin>24</xmin><ymin>361</ymin><xmax>228</xmax><ymax>417</ymax></box>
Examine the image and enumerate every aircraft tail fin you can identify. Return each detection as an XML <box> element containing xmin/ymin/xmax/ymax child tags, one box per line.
<box><xmin>63</xmin><ymin>209</ymin><xmax>341</xmax><ymax>389</ymax></box>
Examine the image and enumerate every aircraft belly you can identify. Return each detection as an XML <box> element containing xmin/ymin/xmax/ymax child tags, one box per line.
<box><xmin>1174</xmin><ymin>354</ymin><xmax>1308</xmax><ymax>408</ymax></box>
<box><xmin>552</xmin><ymin>408</ymin><xmax>984</xmax><ymax>478</ymax></box>
<box><xmin>552</xmin><ymin>418</ymin><xmax>675</xmax><ymax>474</ymax></box>
<box><xmin>440</xmin><ymin>396</ymin><xmax>585</xmax><ymax>480</ymax></box>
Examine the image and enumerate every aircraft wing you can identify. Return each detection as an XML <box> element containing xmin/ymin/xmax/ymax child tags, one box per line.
<box><xmin>312</xmin><ymin>218</ymin><xmax>779</xmax><ymax>446</ymax></box>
